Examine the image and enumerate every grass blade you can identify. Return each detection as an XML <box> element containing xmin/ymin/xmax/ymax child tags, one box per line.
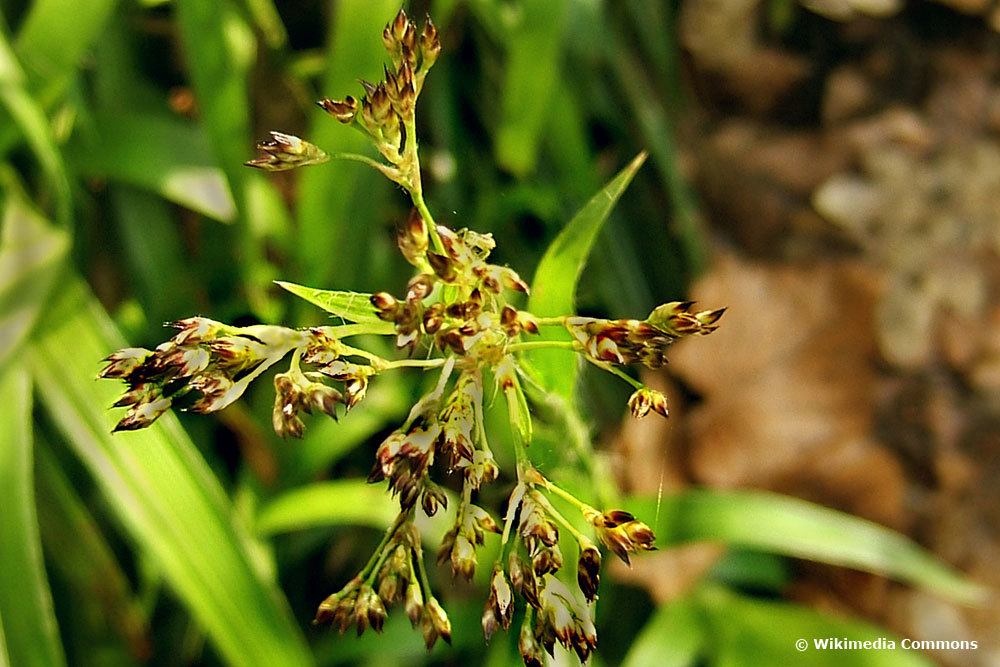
<box><xmin>494</xmin><ymin>0</ymin><xmax>570</xmax><ymax>176</ymax></box>
<box><xmin>275</xmin><ymin>281</ymin><xmax>393</xmax><ymax>329</ymax></box>
<box><xmin>255</xmin><ymin>480</ymin><xmax>399</xmax><ymax>536</ymax></box>
<box><xmin>0</xmin><ymin>180</ymin><xmax>69</xmax><ymax>374</ymax></box>
<box><xmin>29</xmin><ymin>277</ymin><xmax>311</xmax><ymax>667</ymax></box>
<box><xmin>697</xmin><ymin>585</ymin><xmax>933</xmax><ymax>666</ymax></box>
<box><xmin>295</xmin><ymin>0</ymin><xmax>398</xmax><ymax>288</ymax></box>
<box><xmin>35</xmin><ymin>439</ymin><xmax>151</xmax><ymax>660</ymax></box>
<box><xmin>13</xmin><ymin>0</ymin><xmax>116</xmax><ymax>89</ymax></box>
<box><xmin>628</xmin><ymin>489</ymin><xmax>985</xmax><ymax>605</ymax></box>
<box><xmin>0</xmin><ymin>33</ymin><xmax>72</xmax><ymax>227</ymax></box>
<box><xmin>622</xmin><ymin>594</ymin><xmax>704</xmax><ymax>667</ymax></box>
<box><xmin>527</xmin><ymin>152</ymin><xmax>647</xmax><ymax>397</ymax></box>
<box><xmin>68</xmin><ymin>112</ymin><xmax>236</xmax><ymax>222</ymax></box>
<box><xmin>0</xmin><ymin>363</ymin><xmax>66</xmax><ymax>667</ymax></box>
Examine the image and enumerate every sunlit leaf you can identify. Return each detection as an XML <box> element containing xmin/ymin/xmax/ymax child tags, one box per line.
<box><xmin>0</xmin><ymin>363</ymin><xmax>66</xmax><ymax>667</ymax></box>
<box><xmin>14</xmin><ymin>0</ymin><xmax>116</xmax><ymax>89</ymax></box>
<box><xmin>527</xmin><ymin>152</ymin><xmax>647</xmax><ymax>397</ymax></box>
<box><xmin>629</xmin><ymin>489</ymin><xmax>985</xmax><ymax>605</ymax></box>
<box><xmin>28</xmin><ymin>277</ymin><xmax>311</xmax><ymax>667</ymax></box>
<box><xmin>275</xmin><ymin>280</ymin><xmax>393</xmax><ymax>330</ymax></box>
<box><xmin>256</xmin><ymin>479</ymin><xmax>455</xmax><ymax>547</ymax></box>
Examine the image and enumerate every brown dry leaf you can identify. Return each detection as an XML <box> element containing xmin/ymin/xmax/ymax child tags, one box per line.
<box><xmin>696</xmin><ymin>122</ymin><xmax>852</xmax><ymax>256</ymax></box>
<box><xmin>668</xmin><ymin>251</ymin><xmax>909</xmax><ymax>529</ymax></box>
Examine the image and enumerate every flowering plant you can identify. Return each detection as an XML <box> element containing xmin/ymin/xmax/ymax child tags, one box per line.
<box><xmin>100</xmin><ymin>10</ymin><xmax>722</xmax><ymax>665</ymax></box>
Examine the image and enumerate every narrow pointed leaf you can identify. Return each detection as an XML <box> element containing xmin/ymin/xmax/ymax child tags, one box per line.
<box><xmin>628</xmin><ymin>489</ymin><xmax>985</xmax><ymax>605</ymax></box>
<box><xmin>35</xmin><ymin>440</ymin><xmax>150</xmax><ymax>659</ymax></box>
<box><xmin>255</xmin><ymin>480</ymin><xmax>399</xmax><ymax>536</ymax></box>
<box><xmin>0</xmin><ymin>188</ymin><xmax>69</xmax><ymax>374</ymax></box>
<box><xmin>527</xmin><ymin>152</ymin><xmax>647</xmax><ymax>397</ymax></box>
<box><xmin>275</xmin><ymin>281</ymin><xmax>393</xmax><ymax>330</ymax></box>
<box><xmin>697</xmin><ymin>585</ymin><xmax>933</xmax><ymax>666</ymax></box>
<box><xmin>622</xmin><ymin>594</ymin><xmax>704</xmax><ymax>667</ymax></box>
<box><xmin>0</xmin><ymin>363</ymin><xmax>66</xmax><ymax>667</ymax></box>
<box><xmin>29</xmin><ymin>277</ymin><xmax>311</xmax><ymax>667</ymax></box>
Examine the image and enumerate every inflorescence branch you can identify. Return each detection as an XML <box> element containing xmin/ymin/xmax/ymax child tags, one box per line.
<box><xmin>100</xmin><ymin>9</ymin><xmax>723</xmax><ymax>666</ymax></box>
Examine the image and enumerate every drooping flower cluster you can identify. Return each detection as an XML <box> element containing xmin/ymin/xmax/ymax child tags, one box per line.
<box><xmin>102</xmin><ymin>9</ymin><xmax>722</xmax><ymax>666</ymax></box>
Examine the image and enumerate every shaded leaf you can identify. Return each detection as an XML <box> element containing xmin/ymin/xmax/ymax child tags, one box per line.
<box><xmin>494</xmin><ymin>0</ymin><xmax>571</xmax><ymax>176</ymax></box>
<box><xmin>35</xmin><ymin>440</ymin><xmax>151</xmax><ymax>660</ymax></box>
<box><xmin>698</xmin><ymin>585</ymin><xmax>932</xmax><ymax>666</ymax></box>
<box><xmin>0</xmin><ymin>34</ymin><xmax>72</xmax><ymax>227</ymax></box>
<box><xmin>68</xmin><ymin>112</ymin><xmax>236</xmax><ymax>222</ymax></box>
<box><xmin>295</xmin><ymin>0</ymin><xmax>398</xmax><ymax>288</ymax></box>
<box><xmin>628</xmin><ymin>489</ymin><xmax>985</xmax><ymax>605</ymax></box>
<box><xmin>0</xmin><ymin>185</ymin><xmax>69</xmax><ymax>374</ymax></box>
<box><xmin>527</xmin><ymin>152</ymin><xmax>647</xmax><ymax>397</ymax></box>
<box><xmin>0</xmin><ymin>363</ymin><xmax>66</xmax><ymax>667</ymax></box>
<box><xmin>255</xmin><ymin>480</ymin><xmax>399</xmax><ymax>536</ymax></box>
<box><xmin>622</xmin><ymin>594</ymin><xmax>704</xmax><ymax>667</ymax></box>
<box><xmin>28</xmin><ymin>277</ymin><xmax>311</xmax><ymax>667</ymax></box>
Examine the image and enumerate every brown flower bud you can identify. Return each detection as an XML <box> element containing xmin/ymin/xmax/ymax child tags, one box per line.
<box><xmin>627</xmin><ymin>387</ymin><xmax>669</xmax><ymax>419</ymax></box>
<box><xmin>427</xmin><ymin>252</ymin><xmax>458</xmax><ymax>282</ymax></box>
<box><xmin>317</xmin><ymin>96</ymin><xmax>358</xmax><ymax>123</ymax></box>
<box><xmin>404</xmin><ymin>578</ymin><xmax>423</xmax><ymax>627</ymax></box>
<box><xmin>245</xmin><ymin>132</ymin><xmax>329</xmax><ymax>171</ymax></box>
<box><xmin>519</xmin><ymin>616</ymin><xmax>545</xmax><ymax>667</ymax></box>
<box><xmin>99</xmin><ymin>347</ymin><xmax>152</xmax><ymax>379</ymax></box>
<box><xmin>419</xmin><ymin>17</ymin><xmax>441</xmax><ymax>70</ymax></box>
<box><xmin>397</xmin><ymin>209</ymin><xmax>428</xmax><ymax>265</ymax></box>
<box><xmin>406</xmin><ymin>274</ymin><xmax>435</xmax><ymax>301</ymax></box>
<box><xmin>577</xmin><ymin>541</ymin><xmax>602</xmax><ymax>602</ymax></box>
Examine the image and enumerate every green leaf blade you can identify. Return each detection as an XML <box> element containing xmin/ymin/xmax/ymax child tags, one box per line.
<box><xmin>29</xmin><ymin>278</ymin><xmax>311</xmax><ymax>667</ymax></box>
<box><xmin>0</xmin><ymin>363</ymin><xmax>66</xmax><ymax>667</ymax></box>
<box><xmin>630</xmin><ymin>489</ymin><xmax>985</xmax><ymax>605</ymax></box>
<box><xmin>255</xmin><ymin>480</ymin><xmax>399</xmax><ymax>536</ymax></box>
<box><xmin>275</xmin><ymin>280</ymin><xmax>393</xmax><ymax>330</ymax></box>
<box><xmin>0</xmin><ymin>191</ymin><xmax>69</xmax><ymax>374</ymax></box>
<box><xmin>527</xmin><ymin>151</ymin><xmax>647</xmax><ymax>397</ymax></box>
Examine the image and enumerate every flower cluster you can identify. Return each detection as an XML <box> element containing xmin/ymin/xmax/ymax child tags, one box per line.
<box><xmin>102</xmin><ymin>9</ymin><xmax>722</xmax><ymax>666</ymax></box>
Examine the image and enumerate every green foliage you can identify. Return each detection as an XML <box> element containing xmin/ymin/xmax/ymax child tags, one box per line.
<box><xmin>0</xmin><ymin>1</ymin><xmax>985</xmax><ymax>666</ymax></box>
<box><xmin>528</xmin><ymin>151</ymin><xmax>647</xmax><ymax>398</ymax></box>
<box><xmin>0</xmin><ymin>364</ymin><xmax>65</xmax><ymax>667</ymax></box>
<box><xmin>30</xmin><ymin>278</ymin><xmax>310</xmax><ymax>666</ymax></box>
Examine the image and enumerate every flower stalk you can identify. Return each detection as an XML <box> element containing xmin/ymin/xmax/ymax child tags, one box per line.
<box><xmin>100</xmin><ymin>8</ymin><xmax>723</xmax><ymax>665</ymax></box>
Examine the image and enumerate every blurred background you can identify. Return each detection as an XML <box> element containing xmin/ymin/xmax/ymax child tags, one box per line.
<box><xmin>0</xmin><ymin>0</ymin><xmax>997</xmax><ymax>665</ymax></box>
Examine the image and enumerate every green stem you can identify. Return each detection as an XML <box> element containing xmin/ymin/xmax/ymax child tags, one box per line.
<box><xmin>508</xmin><ymin>340</ymin><xmax>578</xmax><ymax>353</ymax></box>
<box><xmin>533</xmin><ymin>316</ymin><xmax>568</xmax><ymax>326</ymax></box>
<box><xmin>338</xmin><ymin>343</ymin><xmax>387</xmax><ymax>366</ymax></box>
<box><xmin>359</xmin><ymin>508</ymin><xmax>411</xmax><ymax>582</ymax></box>
<box><xmin>327</xmin><ymin>151</ymin><xmax>399</xmax><ymax>180</ymax></box>
<box><xmin>531</xmin><ymin>490</ymin><xmax>586</xmax><ymax>543</ymax></box>
<box><xmin>383</xmin><ymin>358</ymin><xmax>448</xmax><ymax>371</ymax></box>
<box><xmin>583</xmin><ymin>356</ymin><xmax>644</xmax><ymax>390</ymax></box>
<box><xmin>541</xmin><ymin>478</ymin><xmax>597</xmax><ymax>517</ymax></box>
<box><xmin>411</xmin><ymin>188</ymin><xmax>445</xmax><ymax>255</ymax></box>
<box><xmin>322</xmin><ymin>323</ymin><xmax>394</xmax><ymax>339</ymax></box>
<box><xmin>411</xmin><ymin>538</ymin><xmax>434</xmax><ymax>600</ymax></box>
